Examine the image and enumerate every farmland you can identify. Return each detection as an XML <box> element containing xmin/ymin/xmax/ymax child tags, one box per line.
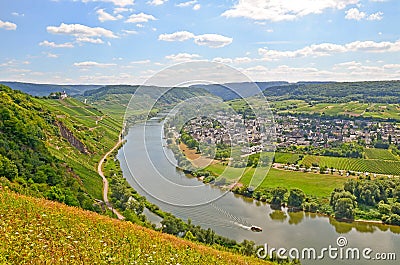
<box><xmin>301</xmin><ymin>155</ymin><xmax>400</xmax><ymax>176</ymax></box>
<box><xmin>364</xmin><ymin>148</ymin><xmax>399</xmax><ymax>161</ymax></box>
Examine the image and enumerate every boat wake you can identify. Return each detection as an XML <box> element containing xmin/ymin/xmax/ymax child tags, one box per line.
<box><xmin>233</xmin><ymin>221</ymin><xmax>252</xmax><ymax>230</ymax></box>
<box><xmin>210</xmin><ymin>203</ymin><xmax>252</xmax><ymax>229</ymax></box>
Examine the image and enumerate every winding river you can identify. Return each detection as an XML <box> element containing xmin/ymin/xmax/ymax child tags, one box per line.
<box><xmin>117</xmin><ymin>120</ymin><xmax>399</xmax><ymax>265</ymax></box>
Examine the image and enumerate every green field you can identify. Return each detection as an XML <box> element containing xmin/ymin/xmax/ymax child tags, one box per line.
<box><xmin>206</xmin><ymin>164</ymin><xmax>349</xmax><ymax>198</ymax></box>
<box><xmin>364</xmin><ymin>148</ymin><xmax>399</xmax><ymax>161</ymax></box>
<box><xmin>0</xmin><ymin>191</ymin><xmax>270</xmax><ymax>265</ymax></box>
<box><xmin>301</xmin><ymin>155</ymin><xmax>400</xmax><ymax>175</ymax></box>
<box><xmin>274</xmin><ymin>152</ymin><xmax>302</xmax><ymax>164</ymax></box>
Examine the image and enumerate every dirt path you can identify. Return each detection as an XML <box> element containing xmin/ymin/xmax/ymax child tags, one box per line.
<box><xmin>179</xmin><ymin>143</ymin><xmax>217</xmax><ymax>168</ymax></box>
<box><xmin>97</xmin><ymin>134</ymin><xmax>125</xmax><ymax>220</ymax></box>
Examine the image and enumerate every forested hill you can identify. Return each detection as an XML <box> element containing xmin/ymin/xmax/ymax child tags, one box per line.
<box><xmin>80</xmin><ymin>85</ymin><xmax>216</xmax><ymax>122</ymax></box>
<box><xmin>0</xmin><ymin>81</ymin><xmax>102</xmax><ymax>97</ymax></box>
<box><xmin>262</xmin><ymin>80</ymin><xmax>400</xmax><ymax>103</ymax></box>
<box><xmin>0</xmin><ymin>84</ymin><xmax>105</xmax><ymax>211</ymax></box>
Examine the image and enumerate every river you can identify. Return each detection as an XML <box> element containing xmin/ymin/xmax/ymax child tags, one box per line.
<box><xmin>117</xmin><ymin>120</ymin><xmax>399</xmax><ymax>265</ymax></box>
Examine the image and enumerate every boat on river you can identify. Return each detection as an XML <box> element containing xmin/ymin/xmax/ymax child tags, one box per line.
<box><xmin>250</xmin><ymin>225</ymin><xmax>262</xmax><ymax>232</ymax></box>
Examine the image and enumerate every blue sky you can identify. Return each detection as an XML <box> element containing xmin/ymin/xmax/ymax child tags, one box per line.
<box><xmin>0</xmin><ymin>0</ymin><xmax>399</xmax><ymax>84</ymax></box>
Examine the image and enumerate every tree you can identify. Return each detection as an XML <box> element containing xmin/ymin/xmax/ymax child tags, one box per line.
<box><xmin>0</xmin><ymin>154</ymin><xmax>18</xmax><ymax>181</ymax></box>
<box><xmin>241</xmin><ymin>239</ymin><xmax>255</xmax><ymax>256</ymax></box>
<box><xmin>184</xmin><ymin>230</ymin><xmax>196</xmax><ymax>241</ymax></box>
<box><xmin>334</xmin><ymin>198</ymin><xmax>355</xmax><ymax>219</ymax></box>
<box><xmin>271</xmin><ymin>187</ymin><xmax>287</xmax><ymax>206</ymax></box>
<box><xmin>287</xmin><ymin>188</ymin><xmax>306</xmax><ymax>208</ymax></box>
<box><xmin>394</xmin><ymin>186</ymin><xmax>400</xmax><ymax>203</ymax></box>
<box><xmin>387</xmin><ymin>214</ymin><xmax>400</xmax><ymax>225</ymax></box>
<box><xmin>378</xmin><ymin>201</ymin><xmax>391</xmax><ymax>215</ymax></box>
<box><xmin>330</xmin><ymin>190</ymin><xmax>356</xmax><ymax>220</ymax></box>
<box><xmin>161</xmin><ymin>215</ymin><xmax>186</xmax><ymax>235</ymax></box>
<box><xmin>391</xmin><ymin>202</ymin><xmax>400</xmax><ymax>215</ymax></box>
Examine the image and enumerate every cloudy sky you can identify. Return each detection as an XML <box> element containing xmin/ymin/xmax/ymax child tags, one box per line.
<box><xmin>0</xmin><ymin>0</ymin><xmax>399</xmax><ymax>84</ymax></box>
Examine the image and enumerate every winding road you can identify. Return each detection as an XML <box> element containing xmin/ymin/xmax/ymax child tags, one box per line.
<box><xmin>97</xmin><ymin>134</ymin><xmax>125</xmax><ymax>220</ymax></box>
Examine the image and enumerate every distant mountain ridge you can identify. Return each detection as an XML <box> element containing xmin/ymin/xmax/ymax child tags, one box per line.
<box><xmin>262</xmin><ymin>80</ymin><xmax>400</xmax><ymax>103</ymax></box>
<box><xmin>192</xmin><ymin>81</ymin><xmax>289</xmax><ymax>101</ymax></box>
<box><xmin>0</xmin><ymin>81</ymin><xmax>102</xmax><ymax>97</ymax></box>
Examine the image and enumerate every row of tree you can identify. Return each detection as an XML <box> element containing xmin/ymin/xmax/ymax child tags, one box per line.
<box><xmin>330</xmin><ymin>177</ymin><xmax>400</xmax><ymax>224</ymax></box>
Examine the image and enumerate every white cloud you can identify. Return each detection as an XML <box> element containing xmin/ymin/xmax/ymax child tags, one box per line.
<box><xmin>45</xmin><ymin>52</ymin><xmax>59</xmax><ymax>58</ymax></box>
<box><xmin>345</xmin><ymin>8</ymin><xmax>366</xmax><ymax>20</ymax></box>
<box><xmin>242</xmin><ymin>62</ymin><xmax>400</xmax><ymax>83</ymax></box>
<box><xmin>383</xmin><ymin>64</ymin><xmax>400</xmax><ymax>69</ymax></box>
<box><xmin>193</xmin><ymin>4</ymin><xmax>201</xmax><ymax>10</ymax></box>
<box><xmin>147</xmin><ymin>0</ymin><xmax>167</xmax><ymax>6</ymax></box>
<box><xmin>130</xmin><ymin>59</ymin><xmax>151</xmax><ymax>64</ymax></box>
<box><xmin>39</xmin><ymin>40</ymin><xmax>74</xmax><ymax>48</ymax></box>
<box><xmin>125</xmin><ymin>13</ymin><xmax>157</xmax><ymax>23</ymax></box>
<box><xmin>367</xmin><ymin>11</ymin><xmax>383</xmax><ymax>21</ymax></box>
<box><xmin>222</xmin><ymin>0</ymin><xmax>359</xmax><ymax>22</ymax></box>
<box><xmin>46</xmin><ymin>23</ymin><xmax>117</xmax><ymax>45</ymax></box>
<box><xmin>47</xmin><ymin>23</ymin><xmax>118</xmax><ymax>39</ymax></box>
<box><xmin>194</xmin><ymin>34</ymin><xmax>233</xmax><ymax>48</ymax></box>
<box><xmin>121</xmin><ymin>29</ymin><xmax>138</xmax><ymax>35</ymax></box>
<box><xmin>258</xmin><ymin>40</ymin><xmax>400</xmax><ymax>60</ymax></box>
<box><xmin>96</xmin><ymin>9</ymin><xmax>123</xmax><ymax>22</ymax></box>
<box><xmin>345</xmin><ymin>8</ymin><xmax>383</xmax><ymax>21</ymax></box>
<box><xmin>233</xmin><ymin>57</ymin><xmax>253</xmax><ymax>64</ymax></box>
<box><xmin>176</xmin><ymin>0</ymin><xmax>197</xmax><ymax>7</ymax></box>
<box><xmin>0</xmin><ymin>20</ymin><xmax>17</xmax><ymax>30</ymax></box>
<box><xmin>81</xmin><ymin>0</ymin><xmax>134</xmax><ymax>7</ymax></box>
<box><xmin>158</xmin><ymin>31</ymin><xmax>195</xmax><ymax>41</ymax></box>
<box><xmin>333</xmin><ymin>61</ymin><xmax>362</xmax><ymax>69</ymax></box>
<box><xmin>165</xmin><ymin>53</ymin><xmax>201</xmax><ymax>62</ymax></box>
<box><xmin>113</xmin><ymin>7</ymin><xmax>132</xmax><ymax>13</ymax></box>
<box><xmin>212</xmin><ymin>57</ymin><xmax>233</xmax><ymax>64</ymax></box>
<box><xmin>159</xmin><ymin>31</ymin><xmax>233</xmax><ymax>48</ymax></box>
<box><xmin>76</xmin><ymin>37</ymin><xmax>104</xmax><ymax>44</ymax></box>
<box><xmin>11</xmin><ymin>12</ymin><xmax>24</xmax><ymax>17</ymax></box>
<box><xmin>73</xmin><ymin>61</ymin><xmax>116</xmax><ymax>67</ymax></box>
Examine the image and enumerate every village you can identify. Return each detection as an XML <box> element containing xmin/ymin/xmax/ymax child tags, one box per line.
<box><xmin>181</xmin><ymin>113</ymin><xmax>400</xmax><ymax>155</ymax></box>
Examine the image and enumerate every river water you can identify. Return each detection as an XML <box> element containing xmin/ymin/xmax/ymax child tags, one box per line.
<box><xmin>117</xmin><ymin>120</ymin><xmax>399</xmax><ymax>265</ymax></box>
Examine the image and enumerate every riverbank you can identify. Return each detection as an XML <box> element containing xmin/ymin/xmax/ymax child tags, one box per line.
<box><xmin>175</xmin><ymin>143</ymin><xmax>399</xmax><ymax>227</ymax></box>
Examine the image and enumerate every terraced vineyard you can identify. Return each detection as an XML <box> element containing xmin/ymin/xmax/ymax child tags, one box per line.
<box><xmin>301</xmin><ymin>155</ymin><xmax>400</xmax><ymax>176</ymax></box>
<box><xmin>364</xmin><ymin>148</ymin><xmax>399</xmax><ymax>161</ymax></box>
<box><xmin>34</xmin><ymin>97</ymin><xmax>122</xmax><ymax>200</ymax></box>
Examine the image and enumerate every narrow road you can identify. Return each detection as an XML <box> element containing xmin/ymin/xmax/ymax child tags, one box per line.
<box><xmin>98</xmin><ymin>134</ymin><xmax>125</xmax><ymax>220</ymax></box>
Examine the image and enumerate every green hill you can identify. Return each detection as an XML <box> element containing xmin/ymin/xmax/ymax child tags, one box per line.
<box><xmin>0</xmin><ymin>84</ymin><xmax>123</xmax><ymax>204</ymax></box>
<box><xmin>0</xmin><ymin>190</ymin><xmax>270</xmax><ymax>265</ymax></box>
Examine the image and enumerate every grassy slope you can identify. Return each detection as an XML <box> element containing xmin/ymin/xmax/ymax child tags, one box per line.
<box><xmin>35</xmin><ymin>97</ymin><xmax>121</xmax><ymax>200</ymax></box>
<box><xmin>0</xmin><ymin>191</ymin><xmax>270</xmax><ymax>265</ymax></box>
